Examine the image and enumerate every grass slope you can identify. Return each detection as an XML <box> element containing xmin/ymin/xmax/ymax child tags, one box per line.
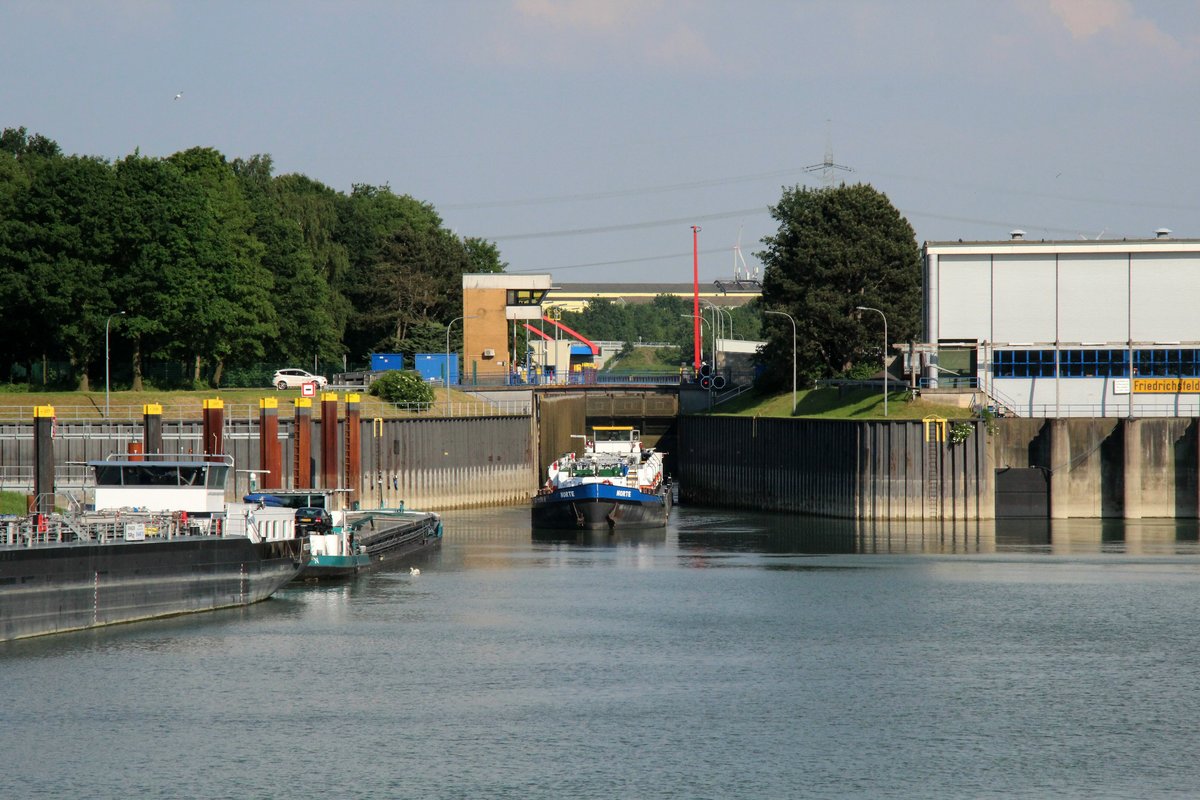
<box><xmin>712</xmin><ymin>386</ymin><xmax>974</xmax><ymax>420</ymax></box>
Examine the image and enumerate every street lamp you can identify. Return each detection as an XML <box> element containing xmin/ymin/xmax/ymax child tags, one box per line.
<box><xmin>105</xmin><ymin>311</ymin><xmax>125</xmax><ymax>419</ymax></box>
<box><xmin>764</xmin><ymin>310</ymin><xmax>796</xmax><ymax>414</ymax></box>
<box><xmin>701</xmin><ymin>300</ymin><xmax>723</xmax><ymax>363</ymax></box>
<box><xmin>680</xmin><ymin>314</ymin><xmax>708</xmax><ymax>368</ymax></box>
<box><xmin>856</xmin><ymin>305</ymin><xmax>889</xmax><ymax>417</ymax></box>
<box><xmin>446</xmin><ymin>315</ymin><xmax>478</xmax><ymax>401</ymax></box>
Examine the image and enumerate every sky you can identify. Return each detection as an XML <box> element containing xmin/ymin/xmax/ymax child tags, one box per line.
<box><xmin>3</xmin><ymin>0</ymin><xmax>1199</xmax><ymax>284</ymax></box>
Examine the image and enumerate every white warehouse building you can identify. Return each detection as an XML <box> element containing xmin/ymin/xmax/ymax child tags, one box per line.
<box><xmin>923</xmin><ymin>230</ymin><xmax>1200</xmax><ymax>417</ymax></box>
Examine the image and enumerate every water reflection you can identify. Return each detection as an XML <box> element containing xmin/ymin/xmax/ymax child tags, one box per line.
<box><xmin>531</xmin><ymin>527</ymin><xmax>667</xmax><ymax>548</ymax></box>
<box><xmin>675</xmin><ymin>511</ymin><xmax>1200</xmax><ymax>557</ymax></box>
<box><xmin>440</xmin><ymin>505</ymin><xmax>1200</xmax><ymax>558</ymax></box>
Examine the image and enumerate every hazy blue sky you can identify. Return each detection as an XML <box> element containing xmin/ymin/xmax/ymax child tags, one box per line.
<box><xmin>3</xmin><ymin>1</ymin><xmax>1198</xmax><ymax>283</ymax></box>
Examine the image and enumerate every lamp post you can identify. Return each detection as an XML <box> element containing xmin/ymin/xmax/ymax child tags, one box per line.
<box><xmin>764</xmin><ymin>310</ymin><xmax>796</xmax><ymax>414</ymax></box>
<box><xmin>681</xmin><ymin>314</ymin><xmax>708</xmax><ymax>369</ymax></box>
<box><xmin>856</xmin><ymin>305</ymin><xmax>888</xmax><ymax>417</ymax></box>
<box><xmin>105</xmin><ymin>311</ymin><xmax>125</xmax><ymax>419</ymax></box>
<box><xmin>701</xmin><ymin>300</ymin><xmax>722</xmax><ymax>363</ymax></box>
<box><xmin>446</xmin><ymin>315</ymin><xmax>477</xmax><ymax>402</ymax></box>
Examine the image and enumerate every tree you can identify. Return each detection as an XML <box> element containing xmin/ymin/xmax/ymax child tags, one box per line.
<box><xmin>339</xmin><ymin>185</ymin><xmax>504</xmax><ymax>362</ymax></box>
<box><xmin>233</xmin><ymin>155</ymin><xmax>342</xmax><ymax>367</ymax></box>
<box><xmin>111</xmin><ymin>153</ymin><xmax>206</xmax><ymax>390</ymax></box>
<box><xmin>756</xmin><ymin>183</ymin><xmax>921</xmax><ymax>389</ymax></box>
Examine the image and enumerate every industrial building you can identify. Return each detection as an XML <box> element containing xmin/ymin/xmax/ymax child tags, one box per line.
<box><xmin>922</xmin><ymin>230</ymin><xmax>1200</xmax><ymax>417</ymax></box>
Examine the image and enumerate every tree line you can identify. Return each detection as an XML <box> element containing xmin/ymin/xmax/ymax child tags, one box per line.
<box><xmin>0</xmin><ymin>126</ymin><xmax>926</xmax><ymax>394</ymax></box>
<box><xmin>0</xmin><ymin>127</ymin><xmax>502</xmax><ymax>390</ymax></box>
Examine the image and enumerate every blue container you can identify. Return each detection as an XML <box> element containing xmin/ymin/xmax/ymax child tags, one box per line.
<box><xmin>370</xmin><ymin>353</ymin><xmax>404</xmax><ymax>372</ymax></box>
<box><xmin>414</xmin><ymin>353</ymin><xmax>458</xmax><ymax>384</ymax></box>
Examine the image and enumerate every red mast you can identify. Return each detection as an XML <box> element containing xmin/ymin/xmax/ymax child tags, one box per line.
<box><xmin>692</xmin><ymin>225</ymin><xmax>701</xmax><ymax>373</ymax></box>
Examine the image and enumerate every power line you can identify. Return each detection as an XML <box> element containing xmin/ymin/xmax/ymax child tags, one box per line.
<box><xmin>484</xmin><ymin>206</ymin><xmax>769</xmax><ymax>241</ymax></box>
<box><xmin>509</xmin><ymin>247</ymin><xmax>735</xmax><ymax>273</ymax></box>
<box><xmin>442</xmin><ymin>168</ymin><xmax>811</xmax><ymax>210</ymax></box>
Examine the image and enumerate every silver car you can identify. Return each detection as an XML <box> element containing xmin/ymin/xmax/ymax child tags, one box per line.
<box><xmin>272</xmin><ymin>368</ymin><xmax>328</xmax><ymax>390</ymax></box>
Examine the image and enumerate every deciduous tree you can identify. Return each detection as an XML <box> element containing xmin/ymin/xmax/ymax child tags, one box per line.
<box><xmin>757</xmin><ymin>183</ymin><xmax>921</xmax><ymax>389</ymax></box>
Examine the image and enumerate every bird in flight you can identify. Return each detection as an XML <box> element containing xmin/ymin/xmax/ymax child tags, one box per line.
<box><xmin>174</xmin><ymin>91</ymin><xmax>183</xmax><ymax>101</ymax></box>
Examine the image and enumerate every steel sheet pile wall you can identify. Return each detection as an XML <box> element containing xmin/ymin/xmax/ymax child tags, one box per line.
<box><xmin>360</xmin><ymin>416</ymin><xmax>533</xmax><ymax>510</ymax></box>
<box><xmin>678</xmin><ymin>416</ymin><xmax>857</xmax><ymax>516</ymax></box>
<box><xmin>536</xmin><ymin>394</ymin><xmax>587</xmax><ymax>475</ymax></box>
<box><xmin>4</xmin><ymin>415</ymin><xmax>533</xmax><ymax>511</ymax></box>
<box><xmin>679</xmin><ymin>416</ymin><xmax>994</xmax><ymax>520</ymax></box>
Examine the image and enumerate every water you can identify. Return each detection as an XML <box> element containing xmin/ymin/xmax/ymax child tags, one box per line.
<box><xmin>5</xmin><ymin>507</ymin><xmax>1200</xmax><ymax>799</ymax></box>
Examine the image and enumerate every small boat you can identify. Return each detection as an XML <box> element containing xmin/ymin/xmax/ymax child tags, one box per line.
<box><xmin>301</xmin><ymin>507</ymin><xmax>442</xmax><ymax>580</ymax></box>
<box><xmin>531</xmin><ymin>426</ymin><xmax>672</xmax><ymax>530</ymax></box>
<box><xmin>245</xmin><ymin>491</ymin><xmax>442</xmax><ymax>580</ymax></box>
<box><xmin>0</xmin><ymin>455</ymin><xmax>307</xmax><ymax>643</ymax></box>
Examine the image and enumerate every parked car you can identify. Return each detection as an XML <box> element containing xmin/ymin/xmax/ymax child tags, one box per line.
<box><xmin>272</xmin><ymin>368</ymin><xmax>328</xmax><ymax>390</ymax></box>
<box><xmin>294</xmin><ymin>506</ymin><xmax>333</xmax><ymax>534</ymax></box>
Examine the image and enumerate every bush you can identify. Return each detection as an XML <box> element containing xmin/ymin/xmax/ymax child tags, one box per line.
<box><xmin>368</xmin><ymin>370</ymin><xmax>435</xmax><ymax>405</ymax></box>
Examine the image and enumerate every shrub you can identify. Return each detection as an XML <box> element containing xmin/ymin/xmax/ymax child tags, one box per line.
<box><xmin>368</xmin><ymin>370</ymin><xmax>434</xmax><ymax>405</ymax></box>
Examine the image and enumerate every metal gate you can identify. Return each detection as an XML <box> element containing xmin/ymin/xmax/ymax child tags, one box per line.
<box><xmin>995</xmin><ymin>467</ymin><xmax>1049</xmax><ymax>518</ymax></box>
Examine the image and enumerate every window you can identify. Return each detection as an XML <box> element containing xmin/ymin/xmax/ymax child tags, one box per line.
<box><xmin>1133</xmin><ymin>349</ymin><xmax>1200</xmax><ymax>377</ymax></box>
<box><xmin>507</xmin><ymin>289</ymin><xmax>548</xmax><ymax>306</ymax></box>
<box><xmin>993</xmin><ymin>349</ymin><xmax>1056</xmax><ymax>378</ymax></box>
<box><xmin>1059</xmin><ymin>349</ymin><xmax>1129</xmax><ymax>378</ymax></box>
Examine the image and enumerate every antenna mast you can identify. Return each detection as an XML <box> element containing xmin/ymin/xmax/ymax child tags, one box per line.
<box><xmin>804</xmin><ymin>119</ymin><xmax>853</xmax><ymax>186</ymax></box>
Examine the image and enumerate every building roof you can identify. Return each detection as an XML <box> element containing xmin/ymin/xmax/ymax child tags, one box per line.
<box><xmin>924</xmin><ymin>235</ymin><xmax>1200</xmax><ymax>256</ymax></box>
<box><xmin>552</xmin><ymin>282</ymin><xmax>760</xmax><ymax>305</ymax></box>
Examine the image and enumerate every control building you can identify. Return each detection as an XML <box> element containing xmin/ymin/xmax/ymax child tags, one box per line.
<box><xmin>923</xmin><ymin>230</ymin><xmax>1200</xmax><ymax>417</ymax></box>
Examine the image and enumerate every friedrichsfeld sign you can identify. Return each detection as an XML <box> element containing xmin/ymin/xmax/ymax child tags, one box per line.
<box><xmin>1133</xmin><ymin>378</ymin><xmax>1200</xmax><ymax>393</ymax></box>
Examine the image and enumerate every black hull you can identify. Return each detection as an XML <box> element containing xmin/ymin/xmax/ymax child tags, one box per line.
<box><xmin>0</xmin><ymin>537</ymin><xmax>305</xmax><ymax>643</ymax></box>
<box><xmin>531</xmin><ymin>491</ymin><xmax>672</xmax><ymax>531</ymax></box>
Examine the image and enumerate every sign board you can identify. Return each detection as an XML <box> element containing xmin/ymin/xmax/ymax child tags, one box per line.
<box><xmin>124</xmin><ymin>522</ymin><xmax>145</xmax><ymax>541</ymax></box>
<box><xmin>301</xmin><ymin>381</ymin><xmax>317</xmax><ymax>397</ymax></box>
<box><xmin>1112</xmin><ymin>378</ymin><xmax>1130</xmax><ymax>395</ymax></box>
<box><xmin>1133</xmin><ymin>378</ymin><xmax>1200</xmax><ymax>394</ymax></box>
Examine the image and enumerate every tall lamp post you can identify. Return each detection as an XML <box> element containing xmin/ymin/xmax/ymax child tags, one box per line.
<box><xmin>856</xmin><ymin>305</ymin><xmax>888</xmax><ymax>417</ymax></box>
<box><xmin>680</xmin><ymin>314</ymin><xmax>708</xmax><ymax>369</ymax></box>
<box><xmin>105</xmin><ymin>310</ymin><xmax>125</xmax><ymax>419</ymax></box>
<box><xmin>446</xmin><ymin>315</ymin><xmax>477</xmax><ymax>402</ymax></box>
<box><xmin>764</xmin><ymin>310</ymin><xmax>796</xmax><ymax>414</ymax></box>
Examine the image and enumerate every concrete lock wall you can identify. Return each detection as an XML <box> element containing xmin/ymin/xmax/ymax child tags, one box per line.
<box><xmin>6</xmin><ymin>411</ymin><xmax>1200</xmax><ymax>519</ymax></box>
<box><xmin>677</xmin><ymin>416</ymin><xmax>994</xmax><ymax>521</ymax></box>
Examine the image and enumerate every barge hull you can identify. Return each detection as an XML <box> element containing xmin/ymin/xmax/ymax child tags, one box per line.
<box><xmin>0</xmin><ymin>538</ymin><xmax>304</xmax><ymax>642</ymax></box>
<box><xmin>531</xmin><ymin>483</ymin><xmax>672</xmax><ymax>531</ymax></box>
<box><xmin>299</xmin><ymin>512</ymin><xmax>441</xmax><ymax>580</ymax></box>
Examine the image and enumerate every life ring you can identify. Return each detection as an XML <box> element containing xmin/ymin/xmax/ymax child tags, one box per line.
<box><xmin>602</xmin><ymin>480</ymin><xmax>612</xmax><ymax>485</ymax></box>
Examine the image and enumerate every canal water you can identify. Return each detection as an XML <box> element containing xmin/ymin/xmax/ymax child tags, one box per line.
<box><xmin>5</xmin><ymin>505</ymin><xmax>1200</xmax><ymax>799</ymax></box>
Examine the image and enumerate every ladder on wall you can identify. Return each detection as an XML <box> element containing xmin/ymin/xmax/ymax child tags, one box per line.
<box><xmin>923</xmin><ymin>416</ymin><xmax>947</xmax><ymax>520</ymax></box>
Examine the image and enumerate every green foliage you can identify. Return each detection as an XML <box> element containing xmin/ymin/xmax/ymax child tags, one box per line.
<box><xmin>0</xmin><ymin>491</ymin><xmax>28</xmax><ymax>515</ymax></box>
<box><xmin>0</xmin><ymin>130</ymin><xmax>507</xmax><ymax>388</ymax></box>
<box><xmin>949</xmin><ymin>421</ymin><xmax>974</xmax><ymax>445</ymax></box>
<box><xmin>368</xmin><ymin>370</ymin><xmax>435</xmax><ymax>405</ymax></box>
<box><xmin>843</xmin><ymin>361</ymin><xmax>879</xmax><ymax>380</ymax></box>
<box><xmin>756</xmin><ymin>183</ymin><xmax>921</xmax><ymax>391</ymax></box>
